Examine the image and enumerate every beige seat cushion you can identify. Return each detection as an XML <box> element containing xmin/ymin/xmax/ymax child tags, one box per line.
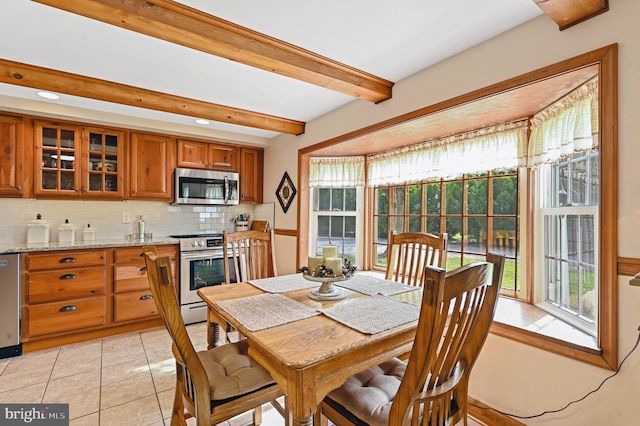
<box><xmin>198</xmin><ymin>339</ymin><xmax>275</xmax><ymax>401</ymax></box>
<box><xmin>326</xmin><ymin>358</ymin><xmax>406</xmax><ymax>426</ymax></box>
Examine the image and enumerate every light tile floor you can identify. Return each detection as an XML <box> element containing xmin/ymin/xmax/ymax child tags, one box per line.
<box><xmin>0</xmin><ymin>322</ymin><xmax>481</xmax><ymax>426</ymax></box>
<box><xmin>0</xmin><ymin>322</ymin><xmax>284</xmax><ymax>426</ymax></box>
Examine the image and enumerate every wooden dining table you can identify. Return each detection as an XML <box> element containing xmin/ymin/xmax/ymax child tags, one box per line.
<box><xmin>197</xmin><ymin>275</ymin><xmax>423</xmax><ymax>426</ymax></box>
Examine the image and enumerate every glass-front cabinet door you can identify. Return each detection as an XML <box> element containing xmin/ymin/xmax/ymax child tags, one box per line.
<box><xmin>35</xmin><ymin>121</ymin><xmax>81</xmax><ymax>196</ymax></box>
<box><xmin>35</xmin><ymin>121</ymin><xmax>125</xmax><ymax>198</ymax></box>
<box><xmin>84</xmin><ymin>127</ymin><xmax>124</xmax><ymax>198</ymax></box>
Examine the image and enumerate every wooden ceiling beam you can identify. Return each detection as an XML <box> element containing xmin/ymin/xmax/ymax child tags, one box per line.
<box><xmin>0</xmin><ymin>58</ymin><xmax>305</xmax><ymax>135</ymax></box>
<box><xmin>32</xmin><ymin>0</ymin><xmax>394</xmax><ymax>103</ymax></box>
<box><xmin>533</xmin><ymin>0</ymin><xmax>609</xmax><ymax>30</ymax></box>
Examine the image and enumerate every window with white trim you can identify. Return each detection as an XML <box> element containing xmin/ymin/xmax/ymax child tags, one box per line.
<box><xmin>308</xmin><ymin>157</ymin><xmax>365</xmax><ymax>265</ymax></box>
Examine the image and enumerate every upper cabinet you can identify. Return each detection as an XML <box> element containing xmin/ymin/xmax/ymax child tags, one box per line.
<box><xmin>239</xmin><ymin>147</ymin><xmax>263</xmax><ymax>204</ymax></box>
<box><xmin>34</xmin><ymin>121</ymin><xmax>125</xmax><ymax>198</ymax></box>
<box><xmin>177</xmin><ymin>139</ymin><xmax>238</xmax><ymax>171</ymax></box>
<box><xmin>85</xmin><ymin>127</ymin><xmax>125</xmax><ymax>198</ymax></box>
<box><xmin>0</xmin><ymin>115</ymin><xmax>25</xmax><ymax>197</ymax></box>
<box><xmin>129</xmin><ymin>132</ymin><xmax>176</xmax><ymax>201</ymax></box>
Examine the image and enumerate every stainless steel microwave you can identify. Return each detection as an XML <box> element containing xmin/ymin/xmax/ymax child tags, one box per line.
<box><xmin>174</xmin><ymin>168</ymin><xmax>239</xmax><ymax>205</ymax></box>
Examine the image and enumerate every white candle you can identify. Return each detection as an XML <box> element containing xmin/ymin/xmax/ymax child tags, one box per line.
<box><xmin>323</xmin><ymin>244</ymin><xmax>338</xmax><ymax>260</ymax></box>
<box><xmin>325</xmin><ymin>257</ymin><xmax>342</xmax><ymax>276</ymax></box>
<box><xmin>307</xmin><ymin>255</ymin><xmax>323</xmax><ymax>273</ymax></box>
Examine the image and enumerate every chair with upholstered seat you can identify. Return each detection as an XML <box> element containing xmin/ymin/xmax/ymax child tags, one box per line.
<box><xmin>386</xmin><ymin>230</ymin><xmax>448</xmax><ymax>286</ymax></box>
<box><xmin>208</xmin><ymin>229</ymin><xmax>278</xmax><ymax>347</ymax></box>
<box><xmin>143</xmin><ymin>247</ymin><xmax>285</xmax><ymax>426</ymax></box>
<box><xmin>318</xmin><ymin>252</ymin><xmax>505</xmax><ymax>426</ymax></box>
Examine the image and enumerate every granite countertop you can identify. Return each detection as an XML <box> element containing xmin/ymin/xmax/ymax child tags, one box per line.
<box><xmin>0</xmin><ymin>237</ymin><xmax>179</xmax><ymax>254</ymax></box>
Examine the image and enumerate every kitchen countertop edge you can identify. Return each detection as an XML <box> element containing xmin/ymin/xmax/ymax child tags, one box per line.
<box><xmin>0</xmin><ymin>238</ymin><xmax>179</xmax><ymax>254</ymax></box>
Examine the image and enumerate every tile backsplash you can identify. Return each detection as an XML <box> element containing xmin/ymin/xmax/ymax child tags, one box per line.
<box><xmin>0</xmin><ymin>199</ymin><xmax>275</xmax><ymax>244</ymax></box>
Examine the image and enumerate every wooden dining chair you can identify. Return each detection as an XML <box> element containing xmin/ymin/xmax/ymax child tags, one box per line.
<box><xmin>386</xmin><ymin>230</ymin><xmax>448</xmax><ymax>286</ymax></box>
<box><xmin>208</xmin><ymin>229</ymin><xmax>278</xmax><ymax>347</ymax></box>
<box><xmin>317</xmin><ymin>252</ymin><xmax>505</xmax><ymax>426</ymax></box>
<box><xmin>143</xmin><ymin>246</ymin><xmax>286</xmax><ymax>426</ymax></box>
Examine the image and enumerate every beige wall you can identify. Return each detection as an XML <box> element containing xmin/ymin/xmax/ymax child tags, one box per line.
<box><xmin>264</xmin><ymin>0</ymin><xmax>640</xmax><ymax>423</ymax></box>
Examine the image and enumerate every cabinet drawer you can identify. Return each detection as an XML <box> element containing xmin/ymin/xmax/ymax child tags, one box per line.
<box><xmin>114</xmin><ymin>259</ymin><xmax>176</xmax><ymax>293</ymax></box>
<box><xmin>28</xmin><ymin>267</ymin><xmax>106</xmax><ymax>303</ymax></box>
<box><xmin>113</xmin><ymin>290</ymin><xmax>159</xmax><ymax>322</ymax></box>
<box><xmin>114</xmin><ymin>245</ymin><xmax>177</xmax><ymax>264</ymax></box>
<box><xmin>114</xmin><ymin>264</ymin><xmax>150</xmax><ymax>292</ymax></box>
<box><xmin>27</xmin><ymin>296</ymin><xmax>106</xmax><ymax>337</ymax></box>
<box><xmin>27</xmin><ymin>250</ymin><xmax>106</xmax><ymax>270</ymax></box>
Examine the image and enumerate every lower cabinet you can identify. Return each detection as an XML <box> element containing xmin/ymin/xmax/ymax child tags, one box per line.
<box><xmin>21</xmin><ymin>244</ymin><xmax>178</xmax><ymax>345</ymax></box>
<box><xmin>112</xmin><ymin>245</ymin><xmax>177</xmax><ymax>323</ymax></box>
<box><xmin>23</xmin><ymin>249</ymin><xmax>107</xmax><ymax>338</ymax></box>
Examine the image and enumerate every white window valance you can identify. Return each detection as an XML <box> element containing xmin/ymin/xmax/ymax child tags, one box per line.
<box><xmin>309</xmin><ymin>156</ymin><xmax>365</xmax><ymax>187</ymax></box>
<box><xmin>367</xmin><ymin>121</ymin><xmax>528</xmax><ymax>187</ymax></box>
<box><xmin>528</xmin><ymin>77</ymin><xmax>598</xmax><ymax>166</ymax></box>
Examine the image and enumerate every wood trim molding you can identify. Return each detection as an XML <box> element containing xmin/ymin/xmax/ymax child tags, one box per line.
<box><xmin>33</xmin><ymin>0</ymin><xmax>393</xmax><ymax>104</ymax></box>
<box><xmin>468</xmin><ymin>397</ymin><xmax>525</xmax><ymax>426</ymax></box>
<box><xmin>274</xmin><ymin>228</ymin><xmax>297</xmax><ymax>237</ymax></box>
<box><xmin>0</xmin><ymin>58</ymin><xmax>304</xmax><ymax>135</ymax></box>
<box><xmin>617</xmin><ymin>257</ymin><xmax>640</xmax><ymax>277</ymax></box>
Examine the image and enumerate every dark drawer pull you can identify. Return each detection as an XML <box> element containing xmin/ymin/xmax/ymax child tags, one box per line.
<box><xmin>139</xmin><ymin>252</ymin><xmax>145</xmax><ymax>257</ymax></box>
<box><xmin>59</xmin><ymin>305</ymin><xmax>77</xmax><ymax>312</ymax></box>
<box><xmin>59</xmin><ymin>273</ymin><xmax>77</xmax><ymax>280</ymax></box>
<box><xmin>139</xmin><ymin>294</ymin><xmax>153</xmax><ymax>300</ymax></box>
<box><xmin>139</xmin><ymin>266</ymin><xmax>147</xmax><ymax>272</ymax></box>
<box><xmin>59</xmin><ymin>257</ymin><xmax>77</xmax><ymax>263</ymax></box>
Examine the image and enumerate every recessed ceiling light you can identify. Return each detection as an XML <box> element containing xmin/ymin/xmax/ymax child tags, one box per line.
<box><xmin>37</xmin><ymin>91</ymin><xmax>59</xmax><ymax>100</ymax></box>
<box><xmin>195</xmin><ymin>119</ymin><xmax>210</xmax><ymax>125</ymax></box>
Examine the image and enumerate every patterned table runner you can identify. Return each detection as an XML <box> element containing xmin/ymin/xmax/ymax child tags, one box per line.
<box><xmin>216</xmin><ymin>293</ymin><xmax>319</xmax><ymax>332</ymax></box>
<box><xmin>318</xmin><ymin>295</ymin><xmax>420</xmax><ymax>334</ymax></box>
<box><xmin>335</xmin><ymin>274</ymin><xmax>418</xmax><ymax>296</ymax></box>
<box><xmin>248</xmin><ymin>274</ymin><xmax>318</xmax><ymax>293</ymax></box>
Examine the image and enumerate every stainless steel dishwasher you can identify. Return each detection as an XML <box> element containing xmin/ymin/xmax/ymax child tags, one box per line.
<box><xmin>0</xmin><ymin>253</ymin><xmax>22</xmax><ymax>359</ymax></box>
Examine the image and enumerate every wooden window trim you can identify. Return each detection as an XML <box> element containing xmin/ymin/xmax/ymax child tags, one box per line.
<box><xmin>298</xmin><ymin>44</ymin><xmax>618</xmax><ymax>370</ymax></box>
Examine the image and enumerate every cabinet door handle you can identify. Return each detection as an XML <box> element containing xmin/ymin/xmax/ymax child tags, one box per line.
<box><xmin>59</xmin><ymin>257</ymin><xmax>77</xmax><ymax>263</ymax></box>
<box><xmin>16</xmin><ymin>185</ymin><xmax>21</xmax><ymax>190</ymax></box>
<box><xmin>59</xmin><ymin>274</ymin><xmax>77</xmax><ymax>280</ymax></box>
<box><xmin>59</xmin><ymin>305</ymin><xmax>77</xmax><ymax>312</ymax></box>
<box><xmin>139</xmin><ymin>266</ymin><xmax>147</xmax><ymax>272</ymax></box>
<box><xmin>139</xmin><ymin>294</ymin><xmax>153</xmax><ymax>300</ymax></box>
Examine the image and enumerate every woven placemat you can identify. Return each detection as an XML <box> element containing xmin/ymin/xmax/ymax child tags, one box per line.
<box><xmin>318</xmin><ymin>295</ymin><xmax>420</xmax><ymax>334</ymax></box>
<box><xmin>335</xmin><ymin>274</ymin><xmax>418</xmax><ymax>296</ymax></box>
<box><xmin>248</xmin><ymin>274</ymin><xmax>318</xmax><ymax>293</ymax></box>
<box><xmin>216</xmin><ymin>293</ymin><xmax>319</xmax><ymax>332</ymax></box>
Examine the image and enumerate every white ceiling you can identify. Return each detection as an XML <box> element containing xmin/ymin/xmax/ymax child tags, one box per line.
<box><xmin>0</xmin><ymin>0</ymin><xmax>543</xmax><ymax>141</ymax></box>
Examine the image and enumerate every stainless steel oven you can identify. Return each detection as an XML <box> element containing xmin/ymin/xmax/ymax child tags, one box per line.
<box><xmin>171</xmin><ymin>234</ymin><xmax>238</xmax><ymax>324</ymax></box>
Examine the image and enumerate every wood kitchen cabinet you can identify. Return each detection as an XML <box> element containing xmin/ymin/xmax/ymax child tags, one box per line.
<box><xmin>239</xmin><ymin>147</ymin><xmax>264</xmax><ymax>203</ymax></box>
<box><xmin>34</xmin><ymin>121</ymin><xmax>125</xmax><ymax>198</ymax></box>
<box><xmin>112</xmin><ymin>245</ymin><xmax>177</xmax><ymax>322</ymax></box>
<box><xmin>22</xmin><ymin>249</ymin><xmax>108</xmax><ymax>339</ymax></box>
<box><xmin>129</xmin><ymin>132</ymin><xmax>176</xmax><ymax>200</ymax></box>
<box><xmin>0</xmin><ymin>115</ymin><xmax>26</xmax><ymax>197</ymax></box>
<box><xmin>21</xmin><ymin>244</ymin><xmax>178</xmax><ymax>350</ymax></box>
<box><xmin>177</xmin><ymin>139</ymin><xmax>238</xmax><ymax>171</ymax></box>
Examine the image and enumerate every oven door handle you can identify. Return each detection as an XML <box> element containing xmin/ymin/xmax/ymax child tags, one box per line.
<box><xmin>180</xmin><ymin>251</ymin><xmax>225</xmax><ymax>261</ymax></box>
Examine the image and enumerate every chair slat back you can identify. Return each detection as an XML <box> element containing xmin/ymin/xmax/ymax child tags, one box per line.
<box><xmin>386</xmin><ymin>230</ymin><xmax>448</xmax><ymax>286</ymax></box>
<box><xmin>389</xmin><ymin>253</ymin><xmax>504</xmax><ymax>426</ymax></box>
<box><xmin>143</xmin><ymin>247</ymin><xmax>211</xmax><ymax>423</ymax></box>
<box><xmin>223</xmin><ymin>229</ymin><xmax>277</xmax><ymax>283</ymax></box>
